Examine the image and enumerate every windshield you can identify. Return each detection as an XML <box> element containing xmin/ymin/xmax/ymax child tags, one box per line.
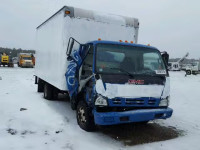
<box><xmin>192</xmin><ymin>62</ymin><xmax>198</xmax><ymax>66</ymax></box>
<box><xmin>96</xmin><ymin>44</ymin><xmax>166</xmax><ymax>76</ymax></box>
<box><xmin>22</xmin><ymin>57</ymin><xmax>32</xmax><ymax>60</ymax></box>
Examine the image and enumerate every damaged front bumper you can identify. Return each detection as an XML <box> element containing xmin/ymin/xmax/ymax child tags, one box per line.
<box><xmin>94</xmin><ymin>108</ymin><xmax>173</xmax><ymax>125</ymax></box>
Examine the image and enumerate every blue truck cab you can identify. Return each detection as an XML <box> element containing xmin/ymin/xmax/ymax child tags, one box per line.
<box><xmin>66</xmin><ymin>38</ymin><xmax>173</xmax><ymax>131</ymax></box>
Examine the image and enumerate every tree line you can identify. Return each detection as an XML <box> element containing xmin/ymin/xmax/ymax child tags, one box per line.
<box><xmin>0</xmin><ymin>47</ymin><xmax>35</xmax><ymax>58</ymax></box>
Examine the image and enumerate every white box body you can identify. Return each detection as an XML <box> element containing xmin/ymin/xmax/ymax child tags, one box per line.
<box><xmin>35</xmin><ymin>6</ymin><xmax>139</xmax><ymax>91</ymax></box>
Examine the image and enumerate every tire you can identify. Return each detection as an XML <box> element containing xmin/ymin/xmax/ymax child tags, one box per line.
<box><xmin>37</xmin><ymin>79</ymin><xmax>44</xmax><ymax>92</ymax></box>
<box><xmin>192</xmin><ymin>71</ymin><xmax>197</xmax><ymax>75</ymax></box>
<box><xmin>76</xmin><ymin>101</ymin><xmax>96</xmax><ymax>132</ymax></box>
<box><xmin>44</xmin><ymin>83</ymin><xmax>53</xmax><ymax>100</ymax></box>
<box><xmin>186</xmin><ymin>70</ymin><xmax>191</xmax><ymax>75</ymax></box>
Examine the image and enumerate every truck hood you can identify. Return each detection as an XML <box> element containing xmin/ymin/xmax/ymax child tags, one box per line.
<box><xmin>95</xmin><ymin>78</ymin><xmax>170</xmax><ymax>99</ymax></box>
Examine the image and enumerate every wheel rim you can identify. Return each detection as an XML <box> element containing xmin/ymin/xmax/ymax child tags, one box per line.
<box><xmin>78</xmin><ymin>107</ymin><xmax>86</xmax><ymax>123</ymax></box>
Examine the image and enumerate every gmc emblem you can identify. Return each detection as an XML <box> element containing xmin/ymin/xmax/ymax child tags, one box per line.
<box><xmin>128</xmin><ymin>79</ymin><xmax>144</xmax><ymax>85</ymax></box>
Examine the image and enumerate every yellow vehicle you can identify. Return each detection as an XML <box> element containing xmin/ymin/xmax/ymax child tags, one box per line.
<box><xmin>18</xmin><ymin>53</ymin><xmax>34</xmax><ymax>68</ymax></box>
<box><xmin>0</xmin><ymin>53</ymin><xmax>14</xmax><ymax>67</ymax></box>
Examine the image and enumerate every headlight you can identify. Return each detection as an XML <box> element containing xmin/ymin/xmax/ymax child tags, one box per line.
<box><xmin>159</xmin><ymin>96</ymin><xmax>170</xmax><ymax>107</ymax></box>
<box><xmin>95</xmin><ymin>95</ymin><xmax>108</xmax><ymax>106</ymax></box>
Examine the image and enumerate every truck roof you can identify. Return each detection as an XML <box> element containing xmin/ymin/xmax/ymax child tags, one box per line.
<box><xmin>37</xmin><ymin>6</ymin><xmax>139</xmax><ymax>29</ymax></box>
<box><xmin>90</xmin><ymin>40</ymin><xmax>158</xmax><ymax>50</ymax></box>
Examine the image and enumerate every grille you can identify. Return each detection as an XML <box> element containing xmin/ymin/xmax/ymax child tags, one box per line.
<box><xmin>125</xmin><ymin>99</ymin><xmax>144</xmax><ymax>105</ymax></box>
<box><xmin>148</xmin><ymin>100</ymin><xmax>156</xmax><ymax>105</ymax></box>
<box><xmin>111</xmin><ymin>98</ymin><xmax>158</xmax><ymax>107</ymax></box>
<box><xmin>2</xmin><ymin>59</ymin><xmax>8</xmax><ymax>62</ymax></box>
<box><xmin>112</xmin><ymin>99</ymin><xmax>122</xmax><ymax>104</ymax></box>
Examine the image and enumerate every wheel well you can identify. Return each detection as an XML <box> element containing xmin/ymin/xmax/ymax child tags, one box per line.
<box><xmin>77</xmin><ymin>91</ymin><xmax>85</xmax><ymax>102</ymax></box>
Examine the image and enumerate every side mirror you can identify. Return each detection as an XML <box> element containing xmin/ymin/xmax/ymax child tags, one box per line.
<box><xmin>161</xmin><ymin>52</ymin><xmax>169</xmax><ymax>66</ymax></box>
<box><xmin>67</xmin><ymin>38</ymin><xmax>75</xmax><ymax>56</ymax></box>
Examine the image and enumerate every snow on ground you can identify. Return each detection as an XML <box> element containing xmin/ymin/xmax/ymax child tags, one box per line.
<box><xmin>0</xmin><ymin>67</ymin><xmax>200</xmax><ymax>150</ymax></box>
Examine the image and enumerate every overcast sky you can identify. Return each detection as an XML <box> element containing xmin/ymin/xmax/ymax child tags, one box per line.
<box><xmin>0</xmin><ymin>0</ymin><xmax>199</xmax><ymax>58</ymax></box>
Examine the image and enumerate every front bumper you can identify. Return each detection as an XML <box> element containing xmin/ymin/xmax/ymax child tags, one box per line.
<box><xmin>21</xmin><ymin>63</ymin><xmax>33</xmax><ymax>67</ymax></box>
<box><xmin>94</xmin><ymin>108</ymin><xmax>173</xmax><ymax>125</ymax></box>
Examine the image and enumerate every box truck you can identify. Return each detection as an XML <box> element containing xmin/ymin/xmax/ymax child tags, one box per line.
<box><xmin>35</xmin><ymin>6</ymin><xmax>172</xmax><ymax>131</ymax></box>
<box><xmin>18</xmin><ymin>53</ymin><xmax>34</xmax><ymax>68</ymax></box>
<box><xmin>168</xmin><ymin>52</ymin><xmax>189</xmax><ymax>71</ymax></box>
<box><xmin>0</xmin><ymin>53</ymin><xmax>14</xmax><ymax>67</ymax></box>
<box><xmin>185</xmin><ymin>59</ymin><xmax>200</xmax><ymax>75</ymax></box>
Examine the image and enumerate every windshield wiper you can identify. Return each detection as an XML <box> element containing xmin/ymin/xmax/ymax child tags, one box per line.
<box><xmin>110</xmin><ymin>67</ymin><xmax>134</xmax><ymax>78</ymax></box>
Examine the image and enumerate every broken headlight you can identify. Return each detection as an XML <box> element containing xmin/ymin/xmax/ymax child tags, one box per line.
<box><xmin>95</xmin><ymin>95</ymin><xmax>108</xmax><ymax>106</ymax></box>
<box><xmin>159</xmin><ymin>96</ymin><xmax>170</xmax><ymax>107</ymax></box>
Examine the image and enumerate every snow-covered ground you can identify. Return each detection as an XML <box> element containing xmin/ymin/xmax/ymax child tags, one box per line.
<box><xmin>0</xmin><ymin>67</ymin><xmax>200</xmax><ymax>150</ymax></box>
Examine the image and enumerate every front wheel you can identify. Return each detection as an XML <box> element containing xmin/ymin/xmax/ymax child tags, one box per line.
<box><xmin>76</xmin><ymin>101</ymin><xmax>96</xmax><ymax>132</ymax></box>
<box><xmin>186</xmin><ymin>70</ymin><xmax>191</xmax><ymax>75</ymax></box>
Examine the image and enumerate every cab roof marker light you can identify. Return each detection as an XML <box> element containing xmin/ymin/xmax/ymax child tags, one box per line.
<box><xmin>119</xmin><ymin>40</ymin><xmax>123</xmax><ymax>42</ymax></box>
<box><xmin>98</xmin><ymin>38</ymin><xmax>101</xmax><ymax>41</ymax></box>
<box><xmin>147</xmin><ymin>44</ymin><xmax>151</xmax><ymax>46</ymax></box>
<box><xmin>65</xmin><ymin>11</ymin><xmax>71</xmax><ymax>14</ymax></box>
<box><xmin>130</xmin><ymin>41</ymin><xmax>134</xmax><ymax>43</ymax></box>
<box><xmin>125</xmin><ymin>40</ymin><xmax>128</xmax><ymax>43</ymax></box>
